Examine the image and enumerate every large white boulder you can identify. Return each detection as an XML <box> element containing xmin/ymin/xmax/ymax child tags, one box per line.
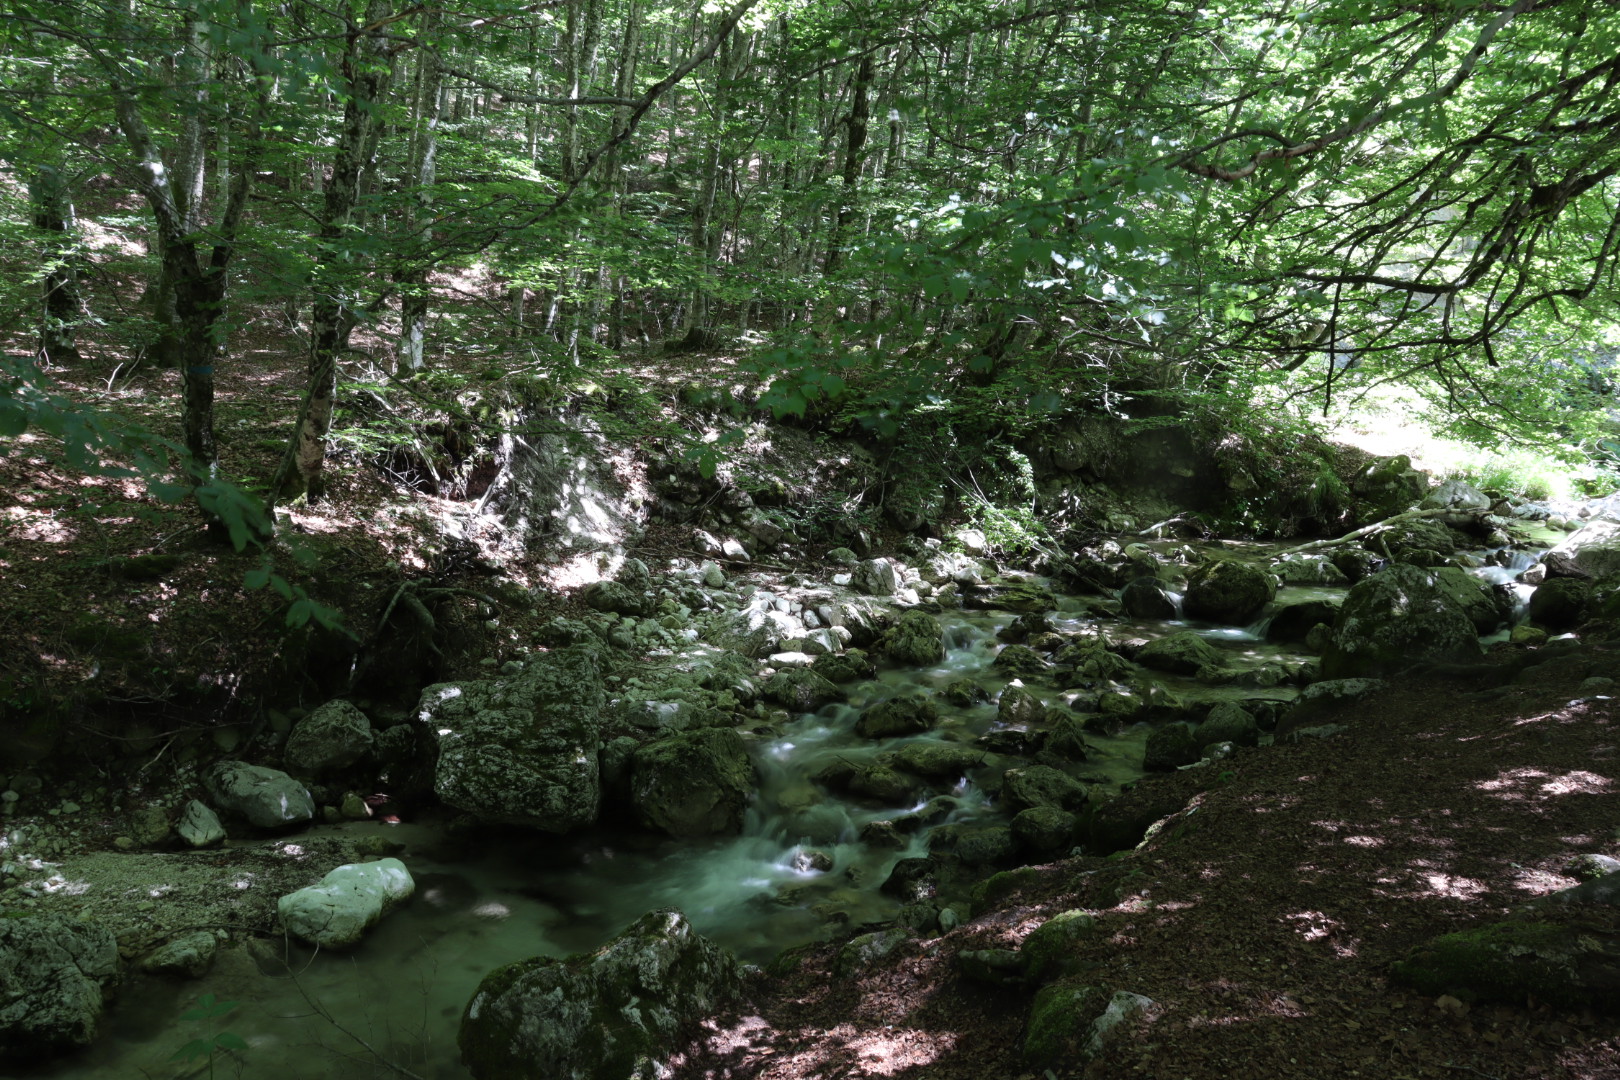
<box><xmin>278</xmin><ymin>858</ymin><xmax>415</xmax><ymax>949</ymax></box>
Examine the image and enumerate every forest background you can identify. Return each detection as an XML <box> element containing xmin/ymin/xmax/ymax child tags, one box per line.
<box><xmin>0</xmin><ymin>0</ymin><xmax>1618</xmax><ymax>637</ymax></box>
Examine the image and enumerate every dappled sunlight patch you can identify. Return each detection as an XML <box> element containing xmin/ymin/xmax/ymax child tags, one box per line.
<box><xmin>843</xmin><ymin>1027</ymin><xmax>958</xmax><ymax>1075</ymax></box>
<box><xmin>1477</xmin><ymin>766</ymin><xmax>1614</xmax><ymax>801</ymax></box>
<box><xmin>1509</xmin><ymin>866</ymin><xmax>1576</xmax><ymax>896</ymax></box>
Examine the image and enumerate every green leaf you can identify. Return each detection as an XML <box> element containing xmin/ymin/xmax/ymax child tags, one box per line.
<box><xmin>212</xmin><ymin>1032</ymin><xmax>249</xmax><ymax>1052</ymax></box>
<box><xmin>244</xmin><ymin>568</ymin><xmax>271</xmax><ymax>589</ymax></box>
<box><xmin>286</xmin><ymin>598</ymin><xmax>315</xmax><ymax>627</ymax></box>
<box><xmin>170</xmin><ymin>1038</ymin><xmax>213</xmax><ymax>1062</ymax></box>
<box><xmin>0</xmin><ymin>401</ymin><xmax>26</xmax><ymax>437</ymax></box>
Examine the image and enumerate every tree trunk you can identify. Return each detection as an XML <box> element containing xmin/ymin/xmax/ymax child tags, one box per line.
<box><xmin>823</xmin><ymin>53</ymin><xmax>873</xmax><ymax>277</ymax></box>
<box><xmin>30</xmin><ymin>164</ymin><xmax>82</xmax><ymax>365</ymax></box>
<box><xmin>275</xmin><ymin>0</ymin><xmax>394</xmax><ymax>504</ymax></box>
<box><xmin>398</xmin><ymin>19</ymin><xmax>444</xmax><ymax>374</ymax></box>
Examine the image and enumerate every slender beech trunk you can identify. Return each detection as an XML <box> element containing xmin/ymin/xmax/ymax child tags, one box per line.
<box><xmin>31</xmin><ymin>164</ymin><xmax>82</xmax><ymax>365</ymax></box>
<box><xmin>398</xmin><ymin>21</ymin><xmax>444</xmax><ymax>373</ymax></box>
<box><xmin>275</xmin><ymin>0</ymin><xmax>393</xmax><ymax>504</ymax></box>
<box><xmin>823</xmin><ymin>53</ymin><xmax>873</xmax><ymax>277</ymax></box>
<box><xmin>149</xmin><ymin>14</ymin><xmax>213</xmax><ymax>369</ymax></box>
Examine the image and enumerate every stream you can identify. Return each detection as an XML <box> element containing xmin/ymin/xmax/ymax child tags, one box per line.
<box><xmin>18</xmin><ymin>542</ymin><xmax>1540</xmax><ymax>1080</ymax></box>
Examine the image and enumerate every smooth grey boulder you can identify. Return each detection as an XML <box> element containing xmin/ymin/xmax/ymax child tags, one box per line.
<box><xmin>204</xmin><ymin>760</ymin><xmax>315</xmax><ymax>829</ymax></box>
<box><xmin>631</xmin><ymin>728</ymin><xmax>755</xmax><ymax>838</ymax></box>
<box><xmin>1321</xmin><ymin>564</ymin><xmax>1483</xmax><ymax>679</ymax></box>
<box><xmin>1421</xmin><ymin>479</ymin><xmax>1491</xmax><ymax>511</ymax></box>
<box><xmin>0</xmin><ymin>916</ymin><xmax>118</xmax><ymax>1059</ymax></box>
<box><xmin>459</xmin><ymin>909</ymin><xmax>742</xmax><ymax>1080</ymax></box>
<box><xmin>177</xmin><ymin>798</ymin><xmax>226</xmax><ymax>848</ymax></box>
<box><xmin>418</xmin><ymin>645</ymin><xmax>605</xmax><ymax>832</ymax></box>
<box><xmin>284</xmin><ymin>699</ymin><xmax>374</xmax><ymax>774</ymax></box>
<box><xmin>278</xmin><ymin>858</ymin><xmax>415</xmax><ymax>949</ymax></box>
<box><xmin>1182</xmin><ymin>558</ymin><xmax>1275</xmax><ymax>624</ymax></box>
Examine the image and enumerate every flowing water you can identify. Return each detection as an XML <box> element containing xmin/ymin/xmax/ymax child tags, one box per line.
<box><xmin>20</xmin><ymin>542</ymin><xmax>1541</xmax><ymax>1080</ymax></box>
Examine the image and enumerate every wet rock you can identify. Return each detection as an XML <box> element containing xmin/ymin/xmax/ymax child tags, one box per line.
<box><xmin>278</xmin><ymin>858</ymin><xmax>415</xmax><ymax>950</ymax></box>
<box><xmin>935</xmin><ymin>824</ymin><xmax>1015</xmax><ymax>866</ymax></box>
<box><xmin>140</xmin><ymin>931</ymin><xmax>219</xmax><ymax>978</ymax></box>
<box><xmin>1011</xmin><ymin>806</ymin><xmax>1079</xmax><ymax>859</ymax></box>
<box><xmin>631</xmin><ymin>728</ymin><xmax>755</xmax><ymax>838</ymax></box>
<box><xmin>459</xmin><ymin>909</ymin><xmax>742</xmax><ymax>1080</ymax></box>
<box><xmin>1142</xmin><ymin>722</ymin><xmax>1201</xmax><ymax>771</ymax></box>
<box><xmin>993</xmin><ymin>644</ymin><xmax>1049</xmax><ymax>676</ymax></box>
<box><xmin>177</xmin><ymin>799</ymin><xmax>226</xmax><ymax>848</ymax></box>
<box><xmin>0</xmin><ymin>916</ymin><xmax>119</xmax><ymax>1060</ymax></box>
<box><xmin>1044</xmin><ymin>712</ymin><xmax>1091</xmax><ymax>762</ymax></box>
<box><xmin>1119</xmin><ymin>577</ymin><xmax>1176</xmax><ymax>619</ymax></box>
<box><xmin>894</xmin><ymin>741</ymin><xmax>985</xmax><ymax>779</ymax></box>
<box><xmin>1321</xmin><ymin>564</ymin><xmax>1483</xmax><ymax>679</ymax></box>
<box><xmin>1266</xmin><ymin>599</ymin><xmax>1341</xmax><ymax>643</ymax></box>
<box><xmin>791</xmin><ymin>848</ymin><xmax>835</xmax><ymax>873</ymax></box>
<box><xmin>824</xmin><ymin>546</ymin><xmax>859</xmax><ymax>566</ymax></box>
<box><xmin>878</xmin><ymin>609</ymin><xmax>945</xmax><ymax>666</ymax></box>
<box><xmin>998</xmin><ymin>685</ymin><xmax>1046</xmax><ymax>726</ymax></box>
<box><xmin>204</xmin><ymin>761</ymin><xmax>315</xmax><ymax>829</ymax></box>
<box><xmin>881</xmin><ymin>858</ymin><xmax>939</xmax><ymax>902</ymax></box>
<box><xmin>943</xmin><ymin>678</ymin><xmax>988</xmax><ymax>707</ymax></box>
<box><xmin>1002</xmin><ymin>765</ymin><xmax>1090</xmax><ymax>813</ymax></box>
<box><xmin>1196</xmin><ymin>703</ymin><xmax>1258</xmax><ymax>750</ymax></box>
<box><xmin>1182</xmin><ymin>558</ymin><xmax>1275</xmax><ymax>624</ymax></box>
<box><xmin>998</xmin><ymin>611</ymin><xmax>1059</xmax><ymax>643</ymax></box>
<box><xmin>1529</xmin><ymin>576</ymin><xmax>1592</xmax><ymax>629</ymax></box>
<box><xmin>1136</xmin><ymin>631</ymin><xmax>1225</xmax><ymax>676</ymax></box>
<box><xmin>419</xmin><ymin>645</ymin><xmax>605</xmax><ymax>832</ymax></box>
<box><xmin>284</xmin><ymin>700</ymin><xmax>374</xmax><ymax>775</ymax></box>
<box><xmin>762</xmin><ymin>667</ymin><xmax>843</xmax><ymax>712</ymax></box>
<box><xmin>979</xmin><ymin>581</ymin><xmax>1059</xmax><ymax>614</ymax></box>
<box><xmin>860</xmin><ymin>819</ymin><xmax>907</xmax><ymax>850</ymax></box>
<box><xmin>847</xmin><ymin>763</ymin><xmax>922</xmax><ymax>803</ymax></box>
<box><xmin>856</xmin><ymin>695</ymin><xmax>939</xmax><ymax>739</ymax></box>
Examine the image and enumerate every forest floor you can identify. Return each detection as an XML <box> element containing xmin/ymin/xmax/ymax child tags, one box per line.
<box><xmin>682</xmin><ymin>652</ymin><xmax>1620</xmax><ymax>1080</ymax></box>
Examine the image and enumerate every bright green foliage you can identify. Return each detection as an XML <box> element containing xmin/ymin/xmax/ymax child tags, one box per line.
<box><xmin>171</xmin><ymin>994</ymin><xmax>248</xmax><ymax>1079</ymax></box>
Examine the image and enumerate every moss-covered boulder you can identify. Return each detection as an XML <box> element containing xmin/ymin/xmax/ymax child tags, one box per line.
<box><xmin>1195</xmin><ymin>702</ymin><xmax>1259</xmax><ymax>750</ymax></box>
<box><xmin>1321</xmin><ymin>564</ymin><xmax>1483</xmax><ymax>678</ymax></box>
<box><xmin>1119</xmin><ymin>577</ymin><xmax>1176</xmax><ymax>619</ymax></box>
<box><xmin>1182</xmin><ymin>559</ymin><xmax>1275</xmax><ymax>624</ymax></box>
<box><xmin>1135</xmin><ymin>631</ymin><xmax>1225</xmax><ymax>676</ymax></box>
<box><xmin>630</xmin><ymin>728</ymin><xmax>755</xmax><ymax>838</ymax></box>
<box><xmin>1023</xmin><ymin>981</ymin><xmax>1106</xmax><ymax>1068</ymax></box>
<box><xmin>1530</xmin><ymin>576</ymin><xmax>1593</xmax><ymax>629</ymax></box>
<box><xmin>0</xmin><ymin>915</ymin><xmax>119</xmax><ymax>1060</ymax></box>
<box><xmin>987</xmin><ymin>582</ymin><xmax>1060</xmax><ymax>613</ymax></box>
<box><xmin>458</xmin><ymin>909</ymin><xmax>742</xmax><ymax>1080</ymax></box>
<box><xmin>1142</xmin><ymin>722</ymin><xmax>1201</xmax><ymax>770</ymax></box>
<box><xmin>418</xmin><ymin>645</ymin><xmax>605</xmax><ymax>832</ymax></box>
<box><xmin>762</xmin><ymin>667</ymin><xmax>843</xmax><ymax>712</ymax></box>
<box><xmin>855</xmin><ymin>695</ymin><xmax>939</xmax><ymax>739</ymax></box>
<box><xmin>997</xmin><ymin>685</ymin><xmax>1046</xmax><ymax>726</ymax></box>
<box><xmin>1021</xmin><ymin>909</ymin><xmax>1099</xmax><ymax>983</ymax></box>
<box><xmin>993</xmin><ymin>644</ymin><xmax>1050</xmax><ymax>676</ymax></box>
<box><xmin>894</xmin><ymin>740</ymin><xmax>985</xmax><ymax>779</ymax></box>
<box><xmin>1011</xmin><ymin>807</ymin><xmax>1080</xmax><ymax>860</ymax></box>
<box><xmin>1044</xmin><ymin>711</ymin><xmax>1092</xmax><ymax>762</ymax></box>
<box><xmin>581</xmin><ymin>579</ymin><xmax>654</xmax><ymax>617</ymax></box>
<box><xmin>1002</xmin><ymin>765</ymin><xmax>1091</xmax><ymax>813</ymax></box>
<box><xmin>1391</xmin><ymin>918</ymin><xmax>1620</xmax><ymax>1009</ymax></box>
<box><xmin>878</xmin><ymin>609</ymin><xmax>946</xmax><ymax>666</ymax></box>
<box><xmin>942</xmin><ymin>678</ymin><xmax>988</xmax><ymax>707</ymax></box>
<box><xmin>811</xmin><ymin>648</ymin><xmax>877</xmax><ymax>684</ymax></box>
